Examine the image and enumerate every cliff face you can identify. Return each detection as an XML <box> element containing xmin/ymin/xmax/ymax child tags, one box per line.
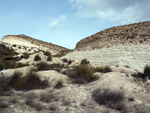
<box><xmin>1</xmin><ymin>34</ymin><xmax>69</xmax><ymax>55</ymax></box>
<box><xmin>64</xmin><ymin>21</ymin><xmax>150</xmax><ymax>72</ymax></box>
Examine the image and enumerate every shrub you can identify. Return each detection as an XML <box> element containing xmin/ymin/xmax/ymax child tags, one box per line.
<box><xmin>0</xmin><ymin>102</ymin><xmax>9</xmax><ymax>108</ymax></box>
<box><xmin>25</xmin><ymin>92</ymin><xmax>43</xmax><ymax>110</ymax></box>
<box><xmin>15</xmin><ymin>63</ymin><xmax>29</xmax><ymax>68</ymax></box>
<box><xmin>40</xmin><ymin>92</ymin><xmax>55</xmax><ymax>103</ymax></box>
<box><xmin>43</xmin><ymin>51</ymin><xmax>51</xmax><ymax>56</ymax></box>
<box><xmin>49</xmin><ymin>105</ymin><xmax>57</xmax><ymax>111</ymax></box>
<box><xmin>12</xmin><ymin>44</ymin><xmax>16</xmax><ymax>47</ymax></box>
<box><xmin>24</xmin><ymin>53</ymin><xmax>30</xmax><ymax>59</ymax></box>
<box><xmin>0</xmin><ymin>63</ymin><xmax>4</xmax><ymax>71</ymax></box>
<box><xmin>94</xmin><ymin>66</ymin><xmax>112</xmax><ymax>73</ymax></box>
<box><xmin>47</xmin><ymin>56</ymin><xmax>52</xmax><ymax>61</ymax></box>
<box><xmin>80</xmin><ymin>59</ymin><xmax>90</xmax><ymax>65</ymax></box>
<box><xmin>0</xmin><ymin>75</ymin><xmax>11</xmax><ymax>96</ymax></box>
<box><xmin>132</xmin><ymin>72</ymin><xmax>144</xmax><ymax>79</ymax></box>
<box><xmin>36</xmin><ymin>62</ymin><xmax>51</xmax><ymax>71</ymax></box>
<box><xmin>54</xmin><ymin>80</ymin><xmax>64</xmax><ymax>89</ymax></box>
<box><xmin>133</xmin><ymin>104</ymin><xmax>150</xmax><ymax>113</ymax></box>
<box><xmin>62</xmin><ymin>99</ymin><xmax>71</xmax><ymax>106</ymax></box>
<box><xmin>62</xmin><ymin>58</ymin><xmax>68</xmax><ymax>63</ymax></box>
<box><xmin>144</xmin><ymin>65</ymin><xmax>150</xmax><ymax>79</ymax></box>
<box><xmin>10</xmin><ymin>70</ymin><xmax>48</xmax><ymax>90</ymax></box>
<box><xmin>73</xmin><ymin>65</ymin><xmax>94</xmax><ymax>83</ymax></box>
<box><xmin>34</xmin><ymin>55</ymin><xmax>41</xmax><ymax>61</ymax></box>
<box><xmin>68</xmin><ymin>60</ymin><xmax>72</xmax><ymax>65</ymax></box>
<box><xmin>92</xmin><ymin>88</ymin><xmax>125</xmax><ymax>111</ymax></box>
<box><xmin>36</xmin><ymin>62</ymin><xmax>65</xmax><ymax>72</ymax></box>
<box><xmin>132</xmin><ymin>65</ymin><xmax>150</xmax><ymax>80</ymax></box>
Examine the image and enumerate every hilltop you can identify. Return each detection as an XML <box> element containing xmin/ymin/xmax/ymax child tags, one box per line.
<box><xmin>2</xmin><ymin>34</ymin><xmax>69</xmax><ymax>55</ymax></box>
<box><xmin>76</xmin><ymin>21</ymin><xmax>150</xmax><ymax>50</ymax></box>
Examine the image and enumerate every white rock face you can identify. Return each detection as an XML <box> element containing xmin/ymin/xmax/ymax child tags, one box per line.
<box><xmin>64</xmin><ymin>44</ymin><xmax>150</xmax><ymax>72</ymax></box>
<box><xmin>2</xmin><ymin>36</ymin><xmax>38</xmax><ymax>47</ymax></box>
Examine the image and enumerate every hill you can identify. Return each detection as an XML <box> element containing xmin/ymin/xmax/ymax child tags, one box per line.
<box><xmin>1</xmin><ymin>34</ymin><xmax>69</xmax><ymax>55</ymax></box>
<box><xmin>64</xmin><ymin>21</ymin><xmax>150</xmax><ymax>72</ymax></box>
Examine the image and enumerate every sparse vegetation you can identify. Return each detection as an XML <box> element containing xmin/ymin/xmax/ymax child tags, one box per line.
<box><xmin>47</xmin><ymin>56</ymin><xmax>52</xmax><ymax>61</ymax></box>
<box><xmin>0</xmin><ymin>75</ymin><xmax>11</xmax><ymax>96</ymax></box>
<box><xmin>132</xmin><ymin>65</ymin><xmax>150</xmax><ymax>80</ymax></box>
<box><xmin>62</xmin><ymin>58</ymin><xmax>68</xmax><ymax>63</ymax></box>
<box><xmin>92</xmin><ymin>88</ymin><xmax>126</xmax><ymax>111</ymax></box>
<box><xmin>23</xmin><ymin>53</ymin><xmax>30</xmax><ymax>59</ymax></box>
<box><xmin>36</xmin><ymin>62</ymin><xmax>51</xmax><ymax>71</ymax></box>
<box><xmin>54</xmin><ymin>80</ymin><xmax>64</xmax><ymax>89</ymax></box>
<box><xmin>34</xmin><ymin>55</ymin><xmax>41</xmax><ymax>61</ymax></box>
<box><xmin>144</xmin><ymin>65</ymin><xmax>150</xmax><ymax>79</ymax></box>
<box><xmin>10</xmin><ymin>70</ymin><xmax>49</xmax><ymax>90</ymax></box>
<box><xmin>35</xmin><ymin>62</ymin><xmax>65</xmax><ymax>72</ymax></box>
<box><xmin>62</xmin><ymin>99</ymin><xmax>71</xmax><ymax>106</ymax></box>
<box><xmin>40</xmin><ymin>92</ymin><xmax>56</xmax><ymax>103</ymax></box>
<box><xmin>94</xmin><ymin>66</ymin><xmax>112</xmax><ymax>73</ymax></box>
<box><xmin>80</xmin><ymin>59</ymin><xmax>90</xmax><ymax>65</ymax></box>
<box><xmin>43</xmin><ymin>51</ymin><xmax>51</xmax><ymax>56</ymax></box>
<box><xmin>72</xmin><ymin>65</ymin><xmax>95</xmax><ymax>83</ymax></box>
<box><xmin>0</xmin><ymin>101</ymin><xmax>9</xmax><ymax>108</ymax></box>
<box><xmin>25</xmin><ymin>92</ymin><xmax>43</xmax><ymax>110</ymax></box>
<box><xmin>15</xmin><ymin>62</ymin><xmax>29</xmax><ymax>68</ymax></box>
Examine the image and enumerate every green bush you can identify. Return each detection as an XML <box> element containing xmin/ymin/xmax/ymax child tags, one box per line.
<box><xmin>73</xmin><ymin>65</ymin><xmax>94</xmax><ymax>83</ymax></box>
<box><xmin>94</xmin><ymin>66</ymin><xmax>112</xmax><ymax>73</ymax></box>
<box><xmin>92</xmin><ymin>88</ymin><xmax>126</xmax><ymax>111</ymax></box>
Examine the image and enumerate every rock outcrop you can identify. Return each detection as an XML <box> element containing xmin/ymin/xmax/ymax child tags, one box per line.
<box><xmin>1</xmin><ymin>34</ymin><xmax>69</xmax><ymax>55</ymax></box>
<box><xmin>64</xmin><ymin>21</ymin><xmax>150</xmax><ymax>72</ymax></box>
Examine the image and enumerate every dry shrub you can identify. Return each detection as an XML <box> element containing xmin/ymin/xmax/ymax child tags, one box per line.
<box><xmin>94</xmin><ymin>66</ymin><xmax>112</xmax><ymax>73</ymax></box>
<box><xmin>73</xmin><ymin>65</ymin><xmax>94</xmax><ymax>83</ymax></box>
<box><xmin>40</xmin><ymin>92</ymin><xmax>56</xmax><ymax>103</ymax></box>
<box><xmin>24</xmin><ymin>53</ymin><xmax>30</xmax><ymax>59</ymax></box>
<box><xmin>25</xmin><ymin>92</ymin><xmax>43</xmax><ymax>110</ymax></box>
<box><xmin>0</xmin><ymin>75</ymin><xmax>11</xmax><ymax>96</ymax></box>
<box><xmin>132</xmin><ymin>65</ymin><xmax>150</xmax><ymax>80</ymax></box>
<box><xmin>34</xmin><ymin>55</ymin><xmax>41</xmax><ymax>61</ymax></box>
<box><xmin>80</xmin><ymin>59</ymin><xmax>90</xmax><ymax>65</ymax></box>
<box><xmin>47</xmin><ymin>56</ymin><xmax>52</xmax><ymax>61</ymax></box>
<box><xmin>92</xmin><ymin>88</ymin><xmax>126</xmax><ymax>111</ymax></box>
<box><xmin>36</xmin><ymin>62</ymin><xmax>51</xmax><ymax>71</ymax></box>
<box><xmin>10</xmin><ymin>70</ymin><xmax>48</xmax><ymax>90</ymax></box>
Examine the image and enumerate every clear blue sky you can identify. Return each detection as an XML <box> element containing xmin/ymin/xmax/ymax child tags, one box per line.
<box><xmin>0</xmin><ymin>0</ymin><xmax>150</xmax><ymax>49</ymax></box>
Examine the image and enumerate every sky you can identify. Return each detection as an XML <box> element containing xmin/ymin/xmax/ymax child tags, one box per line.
<box><xmin>0</xmin><ymin>0</ymin><xmax>150</xmax><ymax>49</ymax></box>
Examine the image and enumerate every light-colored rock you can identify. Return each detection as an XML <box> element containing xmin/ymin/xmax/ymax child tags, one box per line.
<box><xmin>37</xmin><ymin>70</ymin><xmax>68</xmax><ymax>87</ymax></box>
<box><xmin>112</xmin><ymin>66</ymin><xmax>137</xmax><ymax>76</ymax></box>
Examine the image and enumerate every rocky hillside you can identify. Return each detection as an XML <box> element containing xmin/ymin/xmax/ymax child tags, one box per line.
<box><xmin>76</xmin><ymin>21</ymin><xmax>150</xmax><ymax>50</ymax></box>
<box><xmin>2</xmin><ymin>34</ymin><xmax>69</xmax><ymax>55</ymax></box>
<box><xmin>64</xmin><ymin>21</ymin><xmax>150</xmax><ymax>72</ymax></box>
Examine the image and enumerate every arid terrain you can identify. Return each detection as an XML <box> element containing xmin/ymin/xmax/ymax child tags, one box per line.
<box><xmin>0</xmin><ymin>21</ymin><xmax>150</xmax><ymax>113</ymax></box>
